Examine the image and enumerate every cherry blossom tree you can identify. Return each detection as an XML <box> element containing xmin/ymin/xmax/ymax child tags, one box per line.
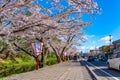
<box><xmin>0</xmin><ymin>0</ymin><xmax>100</xmax><ymax>65</ymax></box>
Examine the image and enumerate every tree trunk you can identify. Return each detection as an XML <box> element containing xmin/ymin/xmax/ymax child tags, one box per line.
<box><xmin>39</xmin><ymin>46</ymin><xmax>48</xmax><ymax>67</ymax></box>
<box><xmin>40</xmin><ymin>52</ymin><xmax>47</xmax><ymax>67</ymax></box>
<box><xmin>39</xmin><ymin>52</ymin><xmax>43</xmax><ymax>68</ymax></box>
<box><xmin>56</xmin><ymin>55</ymin><xmax>61</xmax><ymax>63</ymax></box>
<box><xmin>60</xmin><ymin>53</ymin><xmax>65</xmax><ymax>62</ymax></box>
<box><xmin>49</xmin><ymin>42</ymin><xmax>62</xmax><ymax>63</ymax></box>
<box><xmin>43</xmin><ymin>55</ymin><xmax>47</xmax><ymax>67</ymax></box>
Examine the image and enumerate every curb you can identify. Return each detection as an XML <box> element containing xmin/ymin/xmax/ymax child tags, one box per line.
<box><xmin>80</xmin><ymin>60</ymin><xmax>99</xmax><ymax>80</ymax></box>
<box><xmin>85</xmin><ymin>65</ymin><xmax>101</xmax><ymax>80</ymax></box>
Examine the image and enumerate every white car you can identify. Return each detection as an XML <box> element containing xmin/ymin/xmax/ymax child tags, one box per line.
<box><xmin>107</xmin><ymin>53</ymin><xmax>120</xmax><ymax>70</ymax></box>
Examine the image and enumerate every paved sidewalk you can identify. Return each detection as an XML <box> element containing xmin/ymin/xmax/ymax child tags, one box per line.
<box><xmin>6</xmin><ymin>61</ymin><xmax>92</xmax><ymax>80</ymax></box>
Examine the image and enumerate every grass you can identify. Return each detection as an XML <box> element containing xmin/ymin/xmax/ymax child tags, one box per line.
<box><xmin>0</xmin><ymin>54</ymin><xmax>58</xmax><ymax>79</ymax></box>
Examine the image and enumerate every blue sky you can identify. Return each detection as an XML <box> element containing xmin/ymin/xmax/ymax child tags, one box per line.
<box><xmin>37</xmin><ymin>0</ymin><xmax>120</xmax><ymax>52</ymax></box>
<box><xmin>80</xmin><ymin>0</ymin><xmax>120</xmax><ymax>52</ymax></box>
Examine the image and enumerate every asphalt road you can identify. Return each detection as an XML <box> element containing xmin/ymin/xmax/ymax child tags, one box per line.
<box><xmin>85</xmin><ymin>60</ymin><xmax>120</xmax><ymax>80</ymax></box>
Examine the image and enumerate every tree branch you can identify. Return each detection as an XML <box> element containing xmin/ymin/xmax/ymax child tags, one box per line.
<box><xmin>13</xmin><ymin>43</ymin><xmax>36</xmax><ymax>58</ymax></box>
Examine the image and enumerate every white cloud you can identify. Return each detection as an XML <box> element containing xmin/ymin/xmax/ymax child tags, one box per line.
<box><xmin>83</xmin><ymin>35</ymin><xmax>88</xmax><ymax>40</ymax></box>
<box><xmin>80</xmin><ymin>46</ymin><xmax>85</xmax><ymax>50</ymax></box>
<box><xmin>105</xmin><ymin>41</ymin><xmax>110</xmax><ymax>44</ymax></box>
<box><xmin>101</xmin><ymin>36</ymin><xmax>109</xmax><ymax>41</ymax></box>
<box><xmin>100</xmin><ymin>35</ymin><xmax>113</xmax><ymax>44</ymax></box>
<box><xmin>83</xmin><ymin>35</ymin><xmax>95</xmax><ymax>41</ymax></box>
<box><xmin>89</xmin><ymin>46</ymin><xmax>95</xmax><ymax>50</ymax></box>
<box><xmin>79</xmin><ymin>46</ymin><xmax>99</xmax><ymax>53</ymax></box>
<box><xmin>87</xmin><ymin>35</ymin><xmax>95</xmax><ymax>38</ymax></box>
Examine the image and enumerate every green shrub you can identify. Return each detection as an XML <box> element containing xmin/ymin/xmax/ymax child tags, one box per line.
<box><xmin>0</xmin><ymin>62</ymin><xmax>36</xmax><ymax>78</ymax></box>
<box><xmin>46</xmin><ymin>54</ymin><xmax>57</xmax><ymax>66</ymax></box>
<box><xmin>0</xmin><ymin>54</ymin><xmax>58</xmax><ymax>78</ymax></box>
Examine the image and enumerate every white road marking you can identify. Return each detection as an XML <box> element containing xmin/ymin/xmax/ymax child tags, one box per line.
<box><xmin>86</xmin><ymin>61</ymin><xmax>120</xmax><ymax>80</ymax></box>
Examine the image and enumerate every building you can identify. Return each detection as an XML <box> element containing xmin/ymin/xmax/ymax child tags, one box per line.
<box><xmin>112</xmin><ymin>39</ymin><xmax>120</xmax><ymax>54</ymax></box>
<box><xmin>98</xmin><ymin>47</ymin><xmax>102</xmax><ymax>54</ymax></box>
<box><xmin>98</xmin><ymin>45</ymin><xmax>113</xmax><ymax>55</ymax></box>
<box><xmin>99</xmin><ymin>45</ymin><xmax>109</xmax><ymax>55</ymax></box>
<box><xmin>89</xmin><ymin>49</ymin><xmax>98</xmax><ymax>56</ymax></box>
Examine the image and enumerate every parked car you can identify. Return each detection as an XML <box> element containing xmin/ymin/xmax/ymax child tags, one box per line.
<box><xmin>87</xmin><ymin>56</ymin><xmax>94</xmax><ymax>61</ymax></box>
<box><xmin>107</xmin><ymin>53</ymin><xmax>120</xmax><ymax>70</ymax></box>
<box><xmin>100</xmin><ymin>56</ymin><xmax>108</xmax><ymax>61</ymax></box>
<box><xmin>93</xmin><ymin>56</ymin><xmax>98</xmax><ymax>61</ymax></box>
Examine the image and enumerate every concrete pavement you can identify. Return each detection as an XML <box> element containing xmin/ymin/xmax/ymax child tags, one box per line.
<box><xmin>6</xmin><ymin>61</ymin><xmax>92</xmax><ymax>80</ymax></box>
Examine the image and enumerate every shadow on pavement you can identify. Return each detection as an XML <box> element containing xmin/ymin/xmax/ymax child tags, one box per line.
<box><xmin>79</xmin><ymin>60</ymin><xmax>87</xmax><ymax>66</ymax></box>
<box><xmin>87</xmin><ymin>61</ymin><xmax>107</xmax><ymax>67</ymax></box>
<box><xmin>80</xmin><ymin>60</ymin><xmax>120</xmax><ymax>79</ymax></box>
<box><xmin>86</xmin><ymin>61</ymin><xmax>120</xmax><ymax>78</ymax></box>
<box><xmin>92</xmin><ymin>68</ymin><xmax>120</xmax><ymax>77</ymax></box>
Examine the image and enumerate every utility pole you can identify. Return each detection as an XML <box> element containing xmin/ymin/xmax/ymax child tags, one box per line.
<box><xmin>109</xmin><ymin>35</ymin><xmax>112</xmax><ymax>52</ymax></box>
<box><xmin>108</xmin><ymin>35</ymin><xmax>112</xmax><ymax>59</ymax></box>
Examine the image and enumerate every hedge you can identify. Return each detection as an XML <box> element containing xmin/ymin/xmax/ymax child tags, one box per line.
<box><xmin>0</xmin><ymin>58</ymin><xmax>57</xmax><ymax>78</ymax></box>
<box><xmin>46</xmin><ymin>55</ymin><xmax>57</xmax><ymax>66</ymax></box>
<box><xmin>46</xmin><ymin>58</ymin><xmax>57</xmax><ymax>66</ymax></box>
<box><xmin>0</xmin><ymin>62</ymin><xmax>36</xmax><ymax>78</ymax></box>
